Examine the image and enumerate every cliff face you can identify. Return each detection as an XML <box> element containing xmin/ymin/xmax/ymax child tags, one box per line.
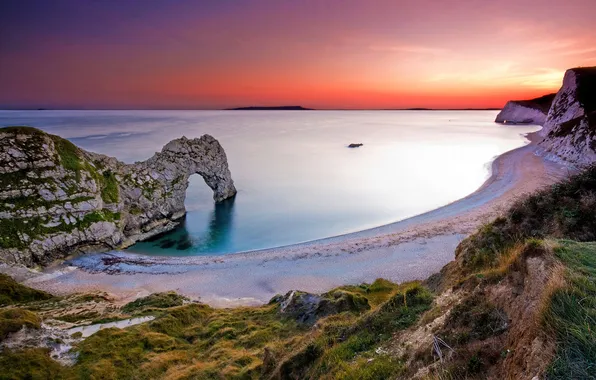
<box><xmin>537</xmin><ymin>67</ymin><xmax>596</xmax><ymax>166</ymax></box>
<box><xmin>494</xmin><ymin>93</ymin><xmax>555</xmax><ymax>125</ymax></box>
<box><xmin>0</xmin><ymin>127</ymin><xmax>236</xmax><ymax>266</ymax></box>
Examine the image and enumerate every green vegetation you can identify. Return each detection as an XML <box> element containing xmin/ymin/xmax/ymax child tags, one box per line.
<box><xmin>0</xmin><ymin>145</ymin><xmax>595</xmax><ymax>378</ymax></box>
<box><xmin>273</xmin><ymin>282</ymin><xmax>432</xmax><ymax>379</ymax></box>
<box><xmin>100</xmin><ymin>169</ymin><xmax>120</xmax><ymax>203</ymax></box>
<box><xmin>0</xmin><ymin>274</ymin><xmax>53</xmax><ymax>306</ymax></box>
<box><xmin>0</xmin><ymin>208</ymin><xmax>120</xmax><ymax>251</ymax></box>
<box><xmin>50</xmin><ymin>135</ymin><xmax>84</xmax><ymax>173</ymax></box>
<box><xmin>545</xmin><ymin>241</ymin><xmax>596</xmax><ymax>379</ymax></box>
<box><xmin>122</xmin><ymin>292</ymin><xmax>188</xmax><ymax>313</ymax></box>
<box><xmin>0</xmin><ymin>126</ymin><xmax>47</xmax><ymax>135</ymax></box>
<box><xmin>79</xmin><ymin>209</ymin><xmax>120</xmax><ymax>226</ymax></box>
<box><xmin>0</xmin><ymin>277</ymin><xmax>426</xmax><ymax>379</ymax></box>
<box><xmin>0</xmin><ymin>308</ymin><xmax>41</xmax><ymax>341</ymax></box>
<box><xmin>439</xmin><ymin>294</ymin><xmax>508</xmax><ymax>345</ymax></box>
<box><xmin>456</xmin><ymin>165</ymin><xmax>596</xmax><ymax>272</ymax></box>
<box><xmin>55</xmin><ymin>311</ymin><xmax>101</xmax><ymax>324</ymax></box>
<box><xmin>0</xmin><ymin>126</ymin><xmax>123</xmax><ymax>250</ymax></box>
<box><xmin>0</xmin><ymin>348</ymin><xmax>68</xmax><ymax>380</ymax></box>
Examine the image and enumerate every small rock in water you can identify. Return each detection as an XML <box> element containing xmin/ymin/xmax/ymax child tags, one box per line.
<box><xmin>347</xmin><ymin>143</ymin><xmax>363</xmax><ymax>148</ymax></box>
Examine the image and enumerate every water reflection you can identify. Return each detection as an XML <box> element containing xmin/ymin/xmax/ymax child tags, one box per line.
<box><xmin>131</xmin><ymin>196</ymin><xmax>236</xmax><ymax>254</ymax></box>
<box><xmin>202</xmin><ymin>196</ymin><xmax>236</xmax><ymax>249</ymax></box>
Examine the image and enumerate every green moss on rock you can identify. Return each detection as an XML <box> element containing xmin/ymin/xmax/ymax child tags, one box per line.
<box><xmin>100</xmin><ymin>169</ymin><xmax>119</xmax><ymax>203</ymax></box>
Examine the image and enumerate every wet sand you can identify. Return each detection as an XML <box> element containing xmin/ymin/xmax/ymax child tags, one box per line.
<box><xmin>14</xmin><ymin>135</ymin><xmax>570</xmax><ymax>307</ymax></box>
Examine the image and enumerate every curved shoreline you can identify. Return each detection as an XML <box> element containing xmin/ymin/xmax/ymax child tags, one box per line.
<box><xmin>8</xmin><ymin>136</ymin><xmax>570</xmax><ymax>307</ymax></box>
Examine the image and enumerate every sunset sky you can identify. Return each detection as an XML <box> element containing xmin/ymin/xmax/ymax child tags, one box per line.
<box><xmin>1</xmin><ymin>0</ymin><xmax>595</xmax><ymax>109</ymax></box>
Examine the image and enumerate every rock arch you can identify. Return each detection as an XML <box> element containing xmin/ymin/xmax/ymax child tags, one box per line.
<box><xmin>0</xmin><ymin>127</ymin><xmax>237</xmax><ymax>265</ymax></box>
<box><xmin>143</xmin><ymin>135</ymin><xmax>237</xmax><ymax>203</ymax></box>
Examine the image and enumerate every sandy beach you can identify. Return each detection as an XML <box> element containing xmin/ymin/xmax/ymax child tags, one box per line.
<box><xmin>7</xmin><ymin>134</ymin><xmax>570</xmax><ymax>307</ymax></box>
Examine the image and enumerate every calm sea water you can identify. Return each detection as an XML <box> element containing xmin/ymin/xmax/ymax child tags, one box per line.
<box><xmin>0</xmin><ymin>110</ymin><xmax>539</xmax><ymax>256</ymax></box>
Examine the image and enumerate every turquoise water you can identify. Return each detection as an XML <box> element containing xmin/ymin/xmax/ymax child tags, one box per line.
<box><xmin>0</xmin><ymin>110</ymin><xmax>539</xmax><ymax>256</ymax></box>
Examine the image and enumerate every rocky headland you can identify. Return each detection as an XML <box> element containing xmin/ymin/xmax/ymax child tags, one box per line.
<box><xmin>0</xmin><ymin>127</ymin><xmax>236</xmax><ymax>266</ymax></box>
<box><xmin>496</xmin><ymin>66</ymin><xmax>596</xmax><ymax>166</ymax></box>
<box><xmin>494</xmin><ymin>93</ymin><xmax>555</xmax><ymax>125</ymax></box>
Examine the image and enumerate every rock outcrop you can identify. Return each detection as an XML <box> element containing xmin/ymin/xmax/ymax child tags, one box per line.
<box><xmin>537</xmin><ymin>67</ymin><xmax>596</xmax><ymax>166</ymax></box>
<box><xmin>495</xmin><ymin>93</ymin><xmax>555</xmax><ymax>125</ymax></box>
<box><xmin>0</xmin><ymin>127</ymin><xmax>236</xmax><ymax>266</ymax></box>
<box><xmin>271</xmin><ymin>289</ymin><xmax>370</xmax><ymax>325</ymax></box>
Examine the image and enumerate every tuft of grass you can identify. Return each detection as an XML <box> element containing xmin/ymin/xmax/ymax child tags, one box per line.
<box><xmin>544</xmin><ymin>240</ymin><xmax>596</xmax><ymax>379</ymax></box>
<box><xmin>0</xmin><ymin>274</ymin><xmax>53</xmax><ymax>306</ymax></box>
<box><xmin>0</xmin><ymin>308</ymin><xmax>41</xmax><ymax>341</ymax></box>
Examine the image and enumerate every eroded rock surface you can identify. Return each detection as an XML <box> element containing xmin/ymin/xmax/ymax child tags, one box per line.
<box><xmin>271</xmin><ymin>289</ymin><xmax>370</xmax><ymax>325</ymax></box>
<box><xmin>497</xmin><ymin>66</ymin><xmax>596</xmax><ymax>167</ymax></box>
<box><xmin>537</xmin><ymin>67</ymin><xmax>596</xmax><ymax>166</ymax></box>
<box><xmin>0</xmin><ymin>127</ymin><xmax>236</xmax><ymax>266</ymax></box>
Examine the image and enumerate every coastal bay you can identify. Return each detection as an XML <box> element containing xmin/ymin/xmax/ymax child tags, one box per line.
<box><xmin>13</xmin><ymin>132</ymin><xmax>568</xmax><ymax>307</ymax></box>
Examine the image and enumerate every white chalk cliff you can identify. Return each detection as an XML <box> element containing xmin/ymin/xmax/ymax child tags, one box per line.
<box><xmin>495</xmin><ymin>94</ymin><xmax>555</xmax><ymax>125</ymax></box>
<box><xmin>537</xmin><ymin>68</ymin><xmax>596</xmax><ymax>166</ymax></box>
<box><xmin>497</xmin><ymin>67</ymin><xmax>596</xmax><ymax>167</ymax></box>
<box><xmin>0</xmin><ymin>127</ymin><xmax>236</xmax><ymax>266</ymax></box>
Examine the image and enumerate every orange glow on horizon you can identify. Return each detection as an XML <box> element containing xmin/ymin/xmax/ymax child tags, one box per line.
<box><xmin>1</xmin><ymin>1</ymin><xmax>595</xmax><ymax>109</ymax></box>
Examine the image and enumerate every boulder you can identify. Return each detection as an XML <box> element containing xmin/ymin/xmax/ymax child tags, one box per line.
<box><xmin>271</xmin><ymin>289</ymin><xmax>370</xmax><ymax>325</ymax></box>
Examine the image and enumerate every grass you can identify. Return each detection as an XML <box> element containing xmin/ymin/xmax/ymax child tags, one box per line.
<box><xmin>0</xmin><ymin>276</ymin><xmax>418</xmax><ymax>379</ymax></box>
<box><xmin>50</xmin><ymin>135</ymin><xmax>84</xmax><ymax>173</ymax></box>
<box><xmin>439</xmin><ymin>294</ymin><xmax>508</xmax><ymax>345</ymax></box>
<box><xmin>456</xmin><ymin>165</ymin><xmax>596</xmax><ymax>272</ymax></box>
<box><xmin>0</xmin><ymin>348</ymin><xmax>70</xmax><ymax>380</ymax></box>
<box><xmin>0</xmin><ymin>274</ymin><xmax>53</xmax><ymax>306</ymax></box>
<box><xmin>544</xmin><ymin>240</ymin><xmax>596</xmax><ymax>379</ymax></box>
<box><xmin>122</xmin><ymin>292</ymin><xmax>188</xmax><ymax>314</ymax></box>
<box><xmin>272</xmin><ymin>282</ymin><xmax>433</xmax><ymax>379</ymax></box>
<box><xmin>0</xmin><ymin>308</ymin><xmax>41</xmax><ymax>341</ymax></box>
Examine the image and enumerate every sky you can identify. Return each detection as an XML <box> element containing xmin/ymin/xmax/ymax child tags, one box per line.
<box><xmin>1</xmin><ymin>0</ymin><xmax>595</xmax><ymax>110</ymax></box>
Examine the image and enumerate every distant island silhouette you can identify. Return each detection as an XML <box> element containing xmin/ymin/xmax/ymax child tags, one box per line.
<box><xmin>226</xmin><ymin>106</ymin><xmax>312</xmax><ymax>110</ymax></box>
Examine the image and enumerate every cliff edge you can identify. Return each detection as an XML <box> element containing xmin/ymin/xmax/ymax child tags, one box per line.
<box><xmin>537</xmin><ymin>67</ymin><xmax>596</xmax><ymax>166</ymax></box>
<box><xmin>0</xmin><ymin>127</ymin><xmax>236</xmax><ymax>266</ymax></box>
<box><xmin>494</xmin><ymin>93</ymin><xmax>555</xmax><ymax>125</ymax></box>
<box><xmin>497</xmin><ymin>66</ymin><xmax>596</xmax><ymax>167</ymax></box>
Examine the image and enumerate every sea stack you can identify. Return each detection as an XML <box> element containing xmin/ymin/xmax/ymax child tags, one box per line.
<box><xmin>0</xmin><ymin>127</ymin><xmax>236</xmax><ymax>266</ymax></box>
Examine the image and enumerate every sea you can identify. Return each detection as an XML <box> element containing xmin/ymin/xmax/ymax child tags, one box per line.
<box><xmin>0</xmin><ymin>110</ymin><xmax>539</xmax><ymax>256</ymax></box>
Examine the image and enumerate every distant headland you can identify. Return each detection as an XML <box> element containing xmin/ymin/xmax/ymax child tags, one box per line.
<box><xmin>225</xmin><ymin>105</ymin><xmax>312</xmax><ymax>110</ymax></box>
